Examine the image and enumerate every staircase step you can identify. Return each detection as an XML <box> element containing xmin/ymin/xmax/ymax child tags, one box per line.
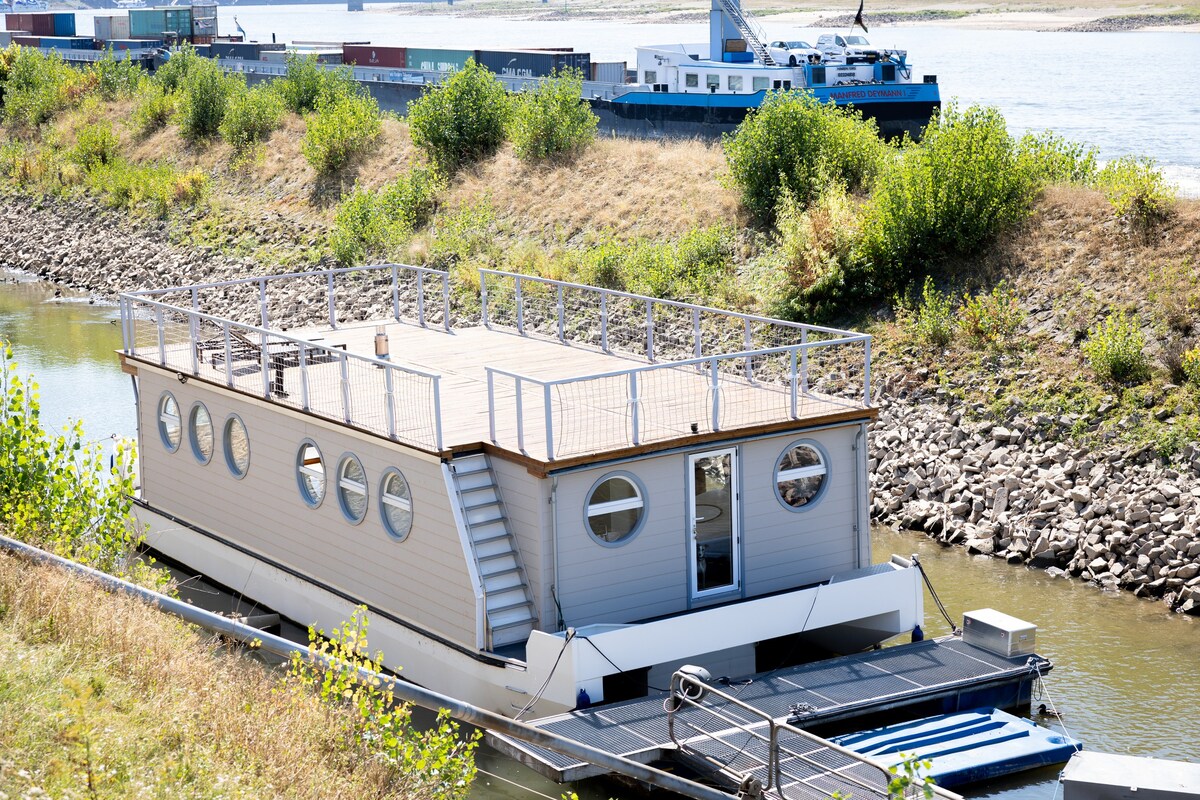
<box><xmin>470</xmin><ymin>525</ymin><xmax>511</xmax><ymax>546</ymax></box>
<box><xmin>491</xmin><ymin>617</ymin><xmax>537</xmax><ymax>634</ymax></box>
<box><xmin>487</xmin><ymin>596</ymin><xmax>535</xmax><ymax>615</ymax></box>
<box><xmin>480</xmin><ymin>558</ymin><xmax>519</xmax><ymax>577</ymax></box>
<box><xmin>474</xmin><ymin>537</ymin><xmax>513</xmax><ymax>560</ymax></box>
<box><xmin>483</xmin><ymin>571</ymin><xmax>524</xmax><ymax>593</ymax></box>
<box><xmin>466</xmin><ymin>508</ymin><xmax>505</xmax><ymax>526</ymax></box>
<box><xmin>464</xmin><ymin>497</ymin><xmax>502</xmax><ymax>512</ymax></box>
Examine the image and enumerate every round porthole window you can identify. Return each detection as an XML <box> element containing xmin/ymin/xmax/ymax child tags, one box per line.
<box><xmin>337</xmin><ymin>454</ymin><xmax>368</xmax><ymax>524</ymax></box>
<box><xmin>775</xmin><ymin>442</ymin><xmax>827</xmax><ymax>509</ymax></box>
<box><xmin>158</xmin><ymin>393</ymin><xmax>181</xmax><ymax>452</ymax></box>
<box><xmin>585</xmin><ymin>474</ymin><xmax>645</xmax><ymax>545</ymax></box>
<box><xmin>188</xmin><ymin>402</ymin><xmax>213</xmax><ymax>464</ymax></box>
<box><xmin>223</xmin><ymin>415</ymin><xmax>251</xmax><ymax>479</ymax></box>
<box><xmin>296</xmin><ymin>440</ymin><xmax>326</xmax><ymax>507</ymax></box>
<box><xmin>380</xmin><ymin>468</ymin><xmax>413</xmax><ymax>541</ymax></box>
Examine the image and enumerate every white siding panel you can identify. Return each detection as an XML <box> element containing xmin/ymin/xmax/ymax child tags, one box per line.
<box><xmin>137</xmin><ymin>368</ymin><xmax>479</xmax><ymax>647</ymax></box>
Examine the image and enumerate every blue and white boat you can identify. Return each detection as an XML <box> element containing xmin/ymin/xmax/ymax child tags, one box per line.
<box><xmin>589</xmin><ymin>0</ymin><xmax>941</xmax><ymax>139</ymax></box>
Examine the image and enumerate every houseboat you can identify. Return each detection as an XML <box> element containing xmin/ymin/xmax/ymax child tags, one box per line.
<box><xmin>118</xmin><ymin>264</ymin><xmax>931</xmax><ymax>718</ymax></box>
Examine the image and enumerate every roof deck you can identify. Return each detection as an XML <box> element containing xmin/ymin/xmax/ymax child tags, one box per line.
<box><xmin>120</xmin><ymin>265</ymin><xmax>873</xmax><ymax>468</ymax></box>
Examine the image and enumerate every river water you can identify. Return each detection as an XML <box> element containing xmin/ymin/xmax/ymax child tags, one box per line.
<box><xmin>3</xmin><ymin>274</ymin><xmax>1199</xmax><ymax>798</ymax></box>
<box><xmin>70</xmin><ymin>4</ymin><xmax>1200</xmax><ymax>195</ymax></box>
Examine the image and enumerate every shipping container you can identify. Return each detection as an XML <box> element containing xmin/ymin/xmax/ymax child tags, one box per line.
<box><xmin>208</xmin><ymin>41</ymin><xmax>281</xmax><ymax>60</ymax></box>
<box><xmin>342</xmin><ymin>44</ymin><xmax>404</xmax><ymax>69</ymax></box>
<box><xmin>52</xmin><ymin>12</ymin><xmax>74</xmax><ymax>36</ymax></box>
<box><xmin>261</xmin><ymin>48</ymin><xmax>342</xmax><ymax>65</ymax></box>
<box><xmin>129</xmin><ymin>7</ymin><xmax>192</xmax><ymax>39</ymax></box>
<box><xmin>4</xmin><ymin>14</ymin><xmax>31</xmax><ymax>32</ymax></box>
<box><xmin>39</xmin><ymin>35</ymin><xmax>96</xmax><ymax>50</ymax></box>
<box><xmin>191</xmin><ymin>34</ymin><xmax>213</xmax><ymax>46</ymax></box>
<box><xmin>93</xmin><ymin>15</ymin><xmax>131</xmax><ymax>41</ymax></box>
<box><xmin>105</xmin><ymin>38</ymin><xmax>159</xmax><ymax>51</ymax></box>
<box><xmin>192</xmin><ymin>43</ymin><xmax>211</xmax><ymax>57</ymax></box>
<box><xmin>591</xmin><ymin>61</ymin><xmax>626</xmax><ymax>84</ymax></box>
<box><xmin>404</xmin><ymin>47</ymin><xmax>474</xmax><ymax>73</ymax></box>
<box><xmin>476</xmin><ymin>48</ymin><xmax>589</xmax><ymax>79</ymax></box>
<box><xmin>13</xmin><ymin>35</ymin><xmax>40</xmax><ymax>47</ymax></box>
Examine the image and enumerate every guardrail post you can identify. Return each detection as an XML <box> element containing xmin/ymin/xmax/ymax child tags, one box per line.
<box><xmin>432</xmin><ymin>375</ymin><xmax>444</xmax><ymax>451</ymax></box>
<box><xmin>339</xmin><ymin>353</ymin><xmax>352</xmax><ymax>424</ymax></box>
<box><xmin>188</xmin><ymin>312</ymin><xmax>199</xmax><ymax>376</ymax></box>
<box><xmin>544</xmin><ymin>383</ymin><xmax>554</xmax><ymax>461</ymax></box>
<box><xmin>515</xmin><ymin>276</ymin><xmax>525</xmax><ymax>335</ymax></box>
<box><xmin>863</xmin><ymin>336</ymin><xmax>872</xmax><ymax>406</ymax></box>
<box><xmin>790</xmin><ymin>349</ymin><xmax>799</xmax><ymax>419</ymax></box>
<box><xmin>800</xmin><ymin>329</ymin><xmax>809</xmax><ymax>394</ymax></box>
<box><xmin>710</xmin><ymin>358</ymin><xmax>721</xmax><ymax>431</ymax></box>
<box><xmin>155</xmin><ymin>307</ymin><xmax>165</xmax><ymax>365</ymax></box>
<box><xmin>480</xmin><ymin>271</ymin><xmax>490</xmax><ymax>329</ymax></box>
<box><xmin>692</xmin><ymin>308</ymin><xmax>701</xmax><ymax>359</ymax></box>
<box><xmin>487</xmin><ymin>370</ymin><xmax>497</xmax><ymax>444</ymax></box>
<box><xmin>118</xmin><ymin>297</ymin><xmax>129</xmax><ymax>354</ymax></box>
<box><xmin>744</xmin><ymin>319</ymin><xmax>753</xmax><ymax>381</ymax></box>
<box><xmin>442</xmin><ymin>275</ymin><xmax>451</xmax><ymax>332</ymax></box>
<box><xmin>298</xmin><ymin>342</ymin><xmax>310</xmax><ymax>411</ymax></box>
<box><xmin>629</xmin><ymin>372</ymin><xmax>640</xmax><ymax>446</ymax></box>
<box><xmin>600</xmin><ymin>292</ymin><xmax>609</xmax><ymax>353</ymax></box>
<box><xmin>260</xmin><ymin>329</ymin><xmax>271</xmax><ymax>398</ymax></box>
<box><xmin>326</xmin><ymin>270</ymin><xmax>337</xmax><ymax>329</ymax></box>
<box><xmin>384</xmin><ymin>365</ymin><xmax>397</xmax><ymax>440</ymax></box>
<box><xmin>515</xmin><ymin>376</ymin><xmax>525</xmax><ymax>455</ymax></box>
<box><xmin>222</xmin><ymin>322</ymin><xmax>233</xmax><ymax>387</ymax></box>
<box><xmin>645</xmin><ymin>300</ymin><xmax>655</xmax><ymax>362</ymax></box>
<box><xmin>556</xmin><ymin>285</ymin><xmax>565</xmax><ymax>344</ymax></box>
<box><xmin>258</xmin><ymin>278</ymin><xmax>269</xmax><ymax>329</ymax></box>
<box><xmin>395</xmin><ymin>264</ymin><xmax>404</xmax><ymax>324</ymax></box>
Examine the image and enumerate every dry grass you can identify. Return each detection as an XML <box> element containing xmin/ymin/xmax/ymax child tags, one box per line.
<box><xmin>0</xmin><ymin>552</ymin><xmax>424</xmax><ymax>800</ymax></box>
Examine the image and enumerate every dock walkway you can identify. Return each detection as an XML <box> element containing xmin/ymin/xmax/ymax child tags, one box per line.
<box><xmin>489</xmin><ymin>637</ymin><xmax>1047</xmax><ymax>796</ymax></box>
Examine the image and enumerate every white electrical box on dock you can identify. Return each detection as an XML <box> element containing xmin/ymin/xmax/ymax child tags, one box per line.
<box><xmin>1061</xmin><ymin>751</ymin><xmax>1200</xmax><ymax>800</ymax></box>
<box><xmin>961</xmin><ymin>608</ymin><xmax>1036</xmax><ymax>658</ymax></box>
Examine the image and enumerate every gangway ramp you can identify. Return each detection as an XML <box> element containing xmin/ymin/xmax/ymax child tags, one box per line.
<box><xmin>489</xmin><ymin>637</ymin><xmax>1047</xmax><ymax>797</ymax></box>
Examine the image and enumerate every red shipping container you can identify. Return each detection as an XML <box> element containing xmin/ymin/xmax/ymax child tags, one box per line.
<box><xmin>4</xmin><ymin>13</ymin><xmax>33</xmax><ymax>32</ymax></box>
<box><xmin>28</xmin><ymin>14</ymin><xmax>57</xmax><ymax>36</ymax></box>
<box><xmin>14</xmin><ymin>35</ymin><xmax>40</xmax><ymax>47</ymax></box>
<box><xmin>342</xmin><ymin>44</ymin><xmax>405</xmax><ymax>69</ymax></box>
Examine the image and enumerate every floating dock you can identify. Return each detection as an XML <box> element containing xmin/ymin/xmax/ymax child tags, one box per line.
<box><xmin>833</xmin><ymin>707</ymin><xmax>1081</xmax><ymax>787</ymax></box>
<box><xmin>489</xmin><ymin>636</ymin><xmax>1048</xmax><ymax>796</ymax></box>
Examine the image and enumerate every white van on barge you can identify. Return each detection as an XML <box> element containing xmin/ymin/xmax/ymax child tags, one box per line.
<box><xmin>119</xmin><ymin>264</ymin><xmax>996</xmax><ymax>721</ymax></box>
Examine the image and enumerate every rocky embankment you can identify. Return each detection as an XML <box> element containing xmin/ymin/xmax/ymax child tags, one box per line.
<box><xmin>869</xmin><ymin>376</ymin><xmax>1200</xmax><ymax>614</ymax></box>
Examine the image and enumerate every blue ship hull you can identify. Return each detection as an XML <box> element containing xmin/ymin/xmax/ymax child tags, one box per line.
<box><xmin>592</xmin><ymin>82</ymin><xmax>940</xmax><ymax>140</ymax></box>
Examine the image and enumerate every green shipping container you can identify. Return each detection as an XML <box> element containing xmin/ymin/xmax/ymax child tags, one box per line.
<box><xmin>404</xmin><ymin>47</ymin><xmax>475</xmax><ymax>73</ymax></box>
<box><xmin>129</xmin><ymin>7</ymin><xmax>192</xmax><ymax>38</ymax></box>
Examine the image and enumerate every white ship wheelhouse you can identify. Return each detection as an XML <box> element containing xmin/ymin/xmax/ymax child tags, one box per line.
<box><xmin>119</xmin><ymin>264</ymin><xmax>922</xmax><ymax>717</ymax></box>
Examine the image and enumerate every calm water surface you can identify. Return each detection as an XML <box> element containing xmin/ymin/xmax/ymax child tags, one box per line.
<box><xmin>74</xmin><ymin>5</ymin><xmax>1200</xmax><ymax>194</ymax></box>
<box><xmin>3</xmin><ymin>280</ymin><xmax>1199</xmax><ymax>798</ymax></box>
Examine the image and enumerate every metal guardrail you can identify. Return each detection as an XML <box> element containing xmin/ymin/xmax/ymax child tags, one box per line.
<box><xmin>667</xmin><ymin>670</ymin><xmax>958</xmax><ymax>800</ymax></box>
<box><xmin>120</xmin><ymin>264</ymin><xmax>450</xmax><ymax>452</ymax></box>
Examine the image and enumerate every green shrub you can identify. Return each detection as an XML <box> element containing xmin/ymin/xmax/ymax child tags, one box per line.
<box><xmin>329</xmin><ymin>167</ymin><xmax>442</xmax><ymax>265</ymax></box>
<box><xmin>1082</xmin><ymin>311</ymin><xmax>1150</xmax><ymax>385</ymax></box>
<box><xmin>1182</xmin><ymin>347</ymin><xmax>1200</xmax><ymax>387</ymax></box>
<box><xmin>1095</xmin><ymin>155</ymin><xmax>1174</xmax><ymax>230</ymax></box>
<box><xmin>0</xmin><ymin>43</ymin><xmax>17</xmax><ymax>108</ymax></box>
<box><xmin>177</xmin><ymin>58</ymin><xmax>243</xmax><ymax>141</ymax></box>
<box><xmin>767</xmin><ymin>182</ymin><xmax>861</xmax><ymax>321</ymax></box>
<box><xmin>90</xmin><ymin>47</ymin><xmax>145</xmax><ymax>101</ymax></box>
<box><xmin>219</xmin><ymin>83</ymin><xmax>284</xmax><ymax>152</ymax></box>
<box><xmin>152</xmin><ymin>42</ymin><xmax>201</xmax><ymax>93</ymax></box>
<box><xmin>859</xmin><ymin>104</ymin><xmax>1040</xmax><ymax>292</ymax></box>
<box><xmin>72</xmin><ymin>121</ymin><xmax>119</xmax><ymax>168</ymax></box>
<box><xmin>301</xmin><ymin>89</ymin><xmax>382</xmax><ymax>175</ymax></box>
<box><xmin>427</xmin><ymin>198</ymin><xmax>497</xmax><ymax>271</ymax></box>
<box><xmin>958</xmin><ymin>281</ymin><xmax>1024</xmax><ymax>348</ymax></box>
<box><xmin>380</xmin><ymin>165</ymin><xmax>441</xmax><ymax>232</ymax></box>
<box><xmin>1</xmin><ymin>47</ymin><xmax>79</xmax><ymax>127</ymax></box>
<box><xmin>908</xmin><ymin>276</ymin><xmax>955</xmax><ymax>350</ymax></box>
<box><xmin>131</xmin><ymin>81</ymin><xmax>175</xmax><ymax>134</ymax></box>
<box><xmin>723</xmin><ymin>90</ymin><xmax>885</xmax><ymax>222</ymax></box>
<box><xmin>276</xmin><ymin>52</ymin><xmax>357</xmax><ymax>114</ymax></box>
<box><xmin>85</xmin><ymin>158</ymin><xmax>205</xmax><ymax>217</ymax></box>
<box><xmin>406</xmin><ymin>59</ymin><xmax>510</xmax><ymax>173</ymax></box>
<box><xmin>1016</xmin><ymin>130</ymin><xmax>1098</xmax><ymax>186</ymax></box>
<box><xmin>508</xmin><ymin>69</ymin><xmax>597</xmax><ymax>160</ymax></box>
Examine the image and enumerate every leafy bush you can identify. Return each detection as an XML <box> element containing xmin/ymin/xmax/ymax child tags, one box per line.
<box><xmin>1182</xmin><ymin>347</ymin><xmax>1200</xmax><ymax>387</ymax></box>
<box><xmin>152</xmin><ymin>42</ymin><xmax>201</xmax><ymax>93</ymax></box>
<box><xmin>1160</xmin><ymin>335</ymin><xmax>1191</xmax><ymax>384</ymax></box>
<box><xmin>131</xmin><ymin>81</ymin><xmax>175</xmax><ymax>134</ymax></box>
<box><xmin>958</xmin><ymin>281</ymin><xmax>1024</xmax><ymax>348</ymax></box>
<box><xmin>768</xmin><ymin>182</ymin><xmax>861</xmax><ymax>320</ymax></box>
<box><xmin>407</xmin><ymin>59</ymin><xmax>510</xmax><ymax>173</ymax></box>
<box><xmin>723</xmin><ymin>90</ymin><xmax>885</xmax><ymax>222</ymax></box>
<box><xmin>276</xmin><ymin>52</ymin><xmax>357</xmax><ymax>114</ymax></box>
<box><xmin>1</xmin><ymin>47</ymin><xmax>80</xmax><ymax>127</ymax></box>
<box><xmin>908</xmin><ymin>276</ymin><xmax>955</xmax><ymax>350</ymax></box>
<box><xmin>0</xmin><ymin>43</ymin><xmax>17</xmax><ymax>108</ymax></box>
<box><xmin>0</xmin><ymin>343</ymin><xmax>141</xmax><ymax>576</ymax></box>
<box><xmin>90</xmin><ymin>47</ymin><xmax>145</xmax><ymax>101</ymax></box>
<box><xmin>301</xmin><ymin>89</ymin><xmax>382</xmax><ymax>174</ymax></box>
<box><xmin>508</xmin><ymin>69</ymin><xmax>597</xmax><ymax>160</ymax></box>
<box><xmin>177</xmin><ymin>58</ymin><xmax>243</xmax><ymax>141</ymax></box>
<box><xmin>72</xmin><ymin>121</ymin><xmax>119</xmax><ymax>168</ymax></box>
<box><xmin>85</xmin><ymin>158</ymin><xmax>205</xmax><ymax>217</ymax></box>
<box><xmin>859</xmin><ymin>104</ymin><xmax>1041</xmax><ymax>292</ymax></box>
<box><xmin>329</xmin><ymin>168</ymin><xmax>442</xmax><ymax>265</ymax></box>
<box><xmin>219</xmin><ymin>83</ymin><xmax>284</xmax><ymax>152</ymax></box>
<box><xmin>1095</xmin><ymin>155</ymin><xmax>1174</xmax><ymax>230</ymax></box>
<box><xmin>1016</xmin><ymin>130</ymin><xmax>1098</xmax><ymax>186</ymax></box>
<box><xmin>1082</xmin><ymin>311</ymin><xmax>1150</xmax><ymax>385</ymax></box>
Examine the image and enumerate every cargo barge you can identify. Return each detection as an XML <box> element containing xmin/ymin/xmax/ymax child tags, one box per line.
<box><xmin>4</xmin><ymin>1</ymin><xmax>939</xmax><ymax>140</ymax></box>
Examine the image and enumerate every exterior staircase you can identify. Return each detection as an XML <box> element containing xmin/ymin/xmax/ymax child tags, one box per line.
<box><xmin>716</xmin><ymin>0</ymin><xmax>775</xmax><ymax>65</ymax></box>
<box><xmin>449</xmin><ymin>453</ymin><xmax>538</xmax><ymax>649</ymax></box>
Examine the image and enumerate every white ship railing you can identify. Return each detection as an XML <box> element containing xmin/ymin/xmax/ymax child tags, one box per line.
<box><xmin>479</xmin><ymin>269</ymin><xmax>871</xmax><ymax>460</ymax></box>
<box><xmin>119</xmin><ymin>264</ymin><xmax>449</xmax><ymax>452</ymax></box>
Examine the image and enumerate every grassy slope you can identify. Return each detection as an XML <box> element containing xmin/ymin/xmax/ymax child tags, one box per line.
<box><xmin>0</xmin><ymin>551</ymin><xmax>422</xmax><ymax>800</ymax></box>
<box><xmin>8</xmin><ymin>94</ymin><xmax>1200</xmax><ymax>457</ymax></box>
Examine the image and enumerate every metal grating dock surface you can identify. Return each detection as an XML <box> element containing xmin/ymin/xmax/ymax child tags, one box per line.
<box><xmin>487</xmin><ymin>637</ymin><xmax>1046</xmax><ymax>792</ymax></box>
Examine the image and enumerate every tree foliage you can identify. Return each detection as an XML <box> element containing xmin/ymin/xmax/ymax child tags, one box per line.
<box><xmin>177</xmin><ymin>56</ymin><xmax>243</xmax><ymax>141</ymax></box>
<box><xmin>406</xmin><ymin>59</ymin><xmax>510</xmax><ymax>173</ymax></box>
<box><xmin>276</xmin><ymin>52</ymin><xmax>358</xmax><ymax>115</ymax></box>
<box><xmin>508</xmin><ymin>69</ymin><xmax>597</xmax><ymax>160</ymax></box>
<box><xmin>220</xmin><ymin>83</ymin><xmax>284</xmax><ymax>152</ymax></box>
<box><xmin>300</xmin><ymin>88</ymin><xmax>382</xmax><ymax>174</ymax></box>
